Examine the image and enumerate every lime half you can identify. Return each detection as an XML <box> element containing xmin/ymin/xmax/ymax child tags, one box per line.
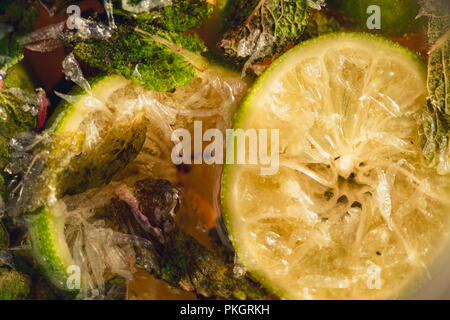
<box><xmin>222</xmin><ymin>33</ymin><xmax>450</xmax><ymax>299</ymax></box>
<box><xmin>28</xmin><ymin>75</ymin><xmax>147</xmax><ymax>294</ymax></box>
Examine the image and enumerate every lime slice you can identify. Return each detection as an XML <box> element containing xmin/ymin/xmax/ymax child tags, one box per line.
<box><xmin>45</xmin><ymin>75</ymin><xmax>147</xmax><ymax>199</ymax></box>
<box><xmin>222</xmin><ymin>33</ymin><xmax>450</xmax><ymax>299</ymax></box>
<box><xmin>28</xmin><ymin>205</ymin><xmax>75</xmax><ymax>293</ymax></box>
<box><xmin>27</xmin><ymin>75</ymin><xmax>147</xmax><ymax>293</ymax></box>
<box><xmin>28</xmin><ymin>66</ymin><xmax>248</xmax><ymax>297</ymax></box>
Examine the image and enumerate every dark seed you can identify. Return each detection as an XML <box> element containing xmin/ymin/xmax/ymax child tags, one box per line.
<box><xmin>351</xmin><ymin>201</ymin><xmax>362</xmax><ymax>209</ymax></box>
<box><xmin>324</xmin><ymin>191</ymin><xmax>334</xmax><ymax>200</ymax></box>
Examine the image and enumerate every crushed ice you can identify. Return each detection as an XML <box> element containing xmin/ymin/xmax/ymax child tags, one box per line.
<box><xmin>237</xmin><ymin>29</ymin><xmax>275</xmax><ymax>77</ymax></box>
<box><xmin>103</xmin><ymin>0</ymin><xmax>117</xmax><ymax>29</ymax></box>
<box><xmin>70</xmin><ymin>17</ymin><xmax>112</xmax><ymax>41</ymax></box>
<box><xmin>62</xmin><ymin>53</ymin><xmax>92</xmax><ymax>93</ymax></box>
<box><xmin>121</xmin><ymin>0</ymin><xmax>173</xmax><ymax>14</ymax></box>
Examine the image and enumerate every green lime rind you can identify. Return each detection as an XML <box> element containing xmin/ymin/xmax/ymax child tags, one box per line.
<box><xmin>221</xmin><ymin>32</ymin><xmax>427</xmax><ymax>300</ymax></box>
<box><xmin>27</xmin><ymin>206</ymin><xmax>77</xmax><ymax>294</ymax></box>
<box><xmin>27</xmin><ymin>75</ymin><xmax>147</xmax><ymax>294</ymax></box>
<box><xmin>44</xmin><ymin>75</ymin><xmax>147</xmax><ymax>197</ymax></box>
<box><xmin>27</xmin><ymin>204</ymin><xmax>131</xmax><ymax>298</ymax></box>
<box><xmin>45</xmin><ymin>73</ymin><xmax>110</xmax><ymax>133</ymax></box>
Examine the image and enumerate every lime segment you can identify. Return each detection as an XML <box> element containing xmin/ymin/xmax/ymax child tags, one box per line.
<box><xmin>29</xmin><ymin>66</ymin><xmax>248</xmax><ymax>296</ymax></box>
<box><xmin>28</xmin><ymin>75</ymin><xmax>147</xmax><ymax>293</ymax></box>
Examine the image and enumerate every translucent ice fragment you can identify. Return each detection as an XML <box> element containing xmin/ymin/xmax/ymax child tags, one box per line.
<box><xmin>62</xmin><ymin>53</ymin><xmax>92</xmax><ymax>93</ymax></box>
<box><xmin>121</xmin><ymin>0</ymin><xmax>173</xmax><ymax>14</ymax></box>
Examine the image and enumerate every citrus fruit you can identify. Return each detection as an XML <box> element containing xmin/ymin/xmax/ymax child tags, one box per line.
<box><xmin>27</xmin><ymin>75</ymin><xmax>147</xmax><ymax>293</ymax></box>
<box><xmin>221</xmin><ymin>33</ymin><xmax>450</xmax><ymax>299</ymax></box>
<box><xmin>27</xmin><ymin>65</ymin><xmax>248</xmax><ymax>296</ymax></box>
<box><xmin>34</xmin><ymin>75</ymin><xmax>147</xmax><ymax>202</ymax></box>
